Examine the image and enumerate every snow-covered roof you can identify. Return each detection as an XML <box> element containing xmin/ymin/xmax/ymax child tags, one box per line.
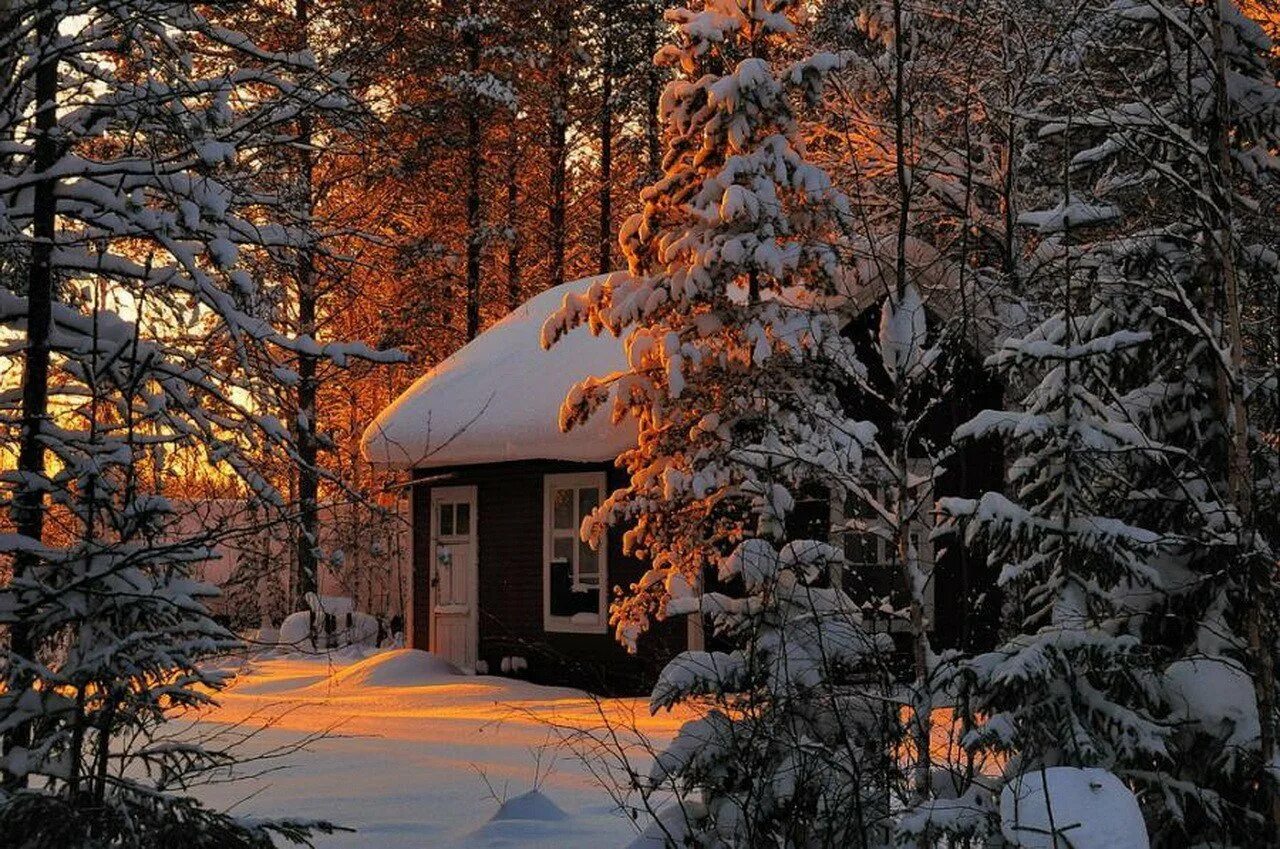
<box><xmin>362</xmin><ymin>275</ymin><xmax>635</xmax><ymax>469</ymax></box>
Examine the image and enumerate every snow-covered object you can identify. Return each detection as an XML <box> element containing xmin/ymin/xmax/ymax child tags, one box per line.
<box><xmin>538</xmin><ymin>3</ymin><xmax>900</xmax><ymax>846</ymax></box>
<box><xmin>0</xmin><ymin>0</ymin><xmax>381</xmax><ymax>839</ymax></box>
<box><xmin>1017</xmin><ymin>200</ymin><xmax>1119</xmax><ymax>234</ymax></box>
<box><xmin>277</xmin><ymin>611</ymin><xmax>316</xmax><ymax>647</ymax></box>
<box><xmin>304</xmin><ymin>592</ymin><xmax>355</xmax><ymax>617</ymax></box>
<box><xmin>1164</xmin><ymin>657</ymin><xmax>1260</xmax><ymax>750</ymax></box>
<box><xmin>486</xmin><ymin>790</ymin><xmax>568</xmax><ymax>822</ymax></box>
<box><xmin>499</xmin><ymin>655</ymin><xmax>528</xmax><ymax>674</ymax></box>
<box><xmin>277</xmin><ymin>608</ymin><xmax>381</xmax><ymax>651</ymax></box>
<box><xmin>468</xmin><ymin>788</ymin><xmax>573</xmax><ymax>844</ymax></box>
<box><xmin>945</xmin><ymin>2</ymin><xmax>1280</xmax><ymax>843</ymax></box>
<box><xmin>942</xmin><ymin>296</ymin><xmax>1171</xmax><ymax>772</ymax></box>
<box><xmin>325</xmin><ymin>649</ymin><xmax>461</xmax><ymax>688</ymax></box>
<box><xmin>878</xmin><ymin>282</ymin><xmax>934</xmax><ymax>382</ymax></box>
<box><xmin>624</xmin><ymin>801</ymin><xmax>703</xmax><ymax>849</ymax></box>
<box><xmin>248</xmin><ymin>624</ymin><xmax>279</xmax><ymax>645</ymax></box>
<box><xmin>999</xmin><ymin>768</ymin><xmax>1148</xmax><ymax>849</ymax></box>
<box><xmin>361</xmin><ymin>276</ymin><xmax>634</xmax><ymax>468</ymax></box>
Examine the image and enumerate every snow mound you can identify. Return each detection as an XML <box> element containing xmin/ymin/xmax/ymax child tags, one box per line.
<box><xmin>233</xmin><ymin>672</ymin><xmax>327</xmax><ymax>695</ymax></box>
<box><xmin>305</xmin><ymin>593</ymin><xmax>356</xmax><ymax>616</ymax></box>
<box><xmin>488</xmin><ymin>790</ymin><xmax>569</xmax><ymax>823</ymax></box>
<box><xmin>1000</xmin><ymin>767</ymin><xmax>1147</xmax><ymax>849</ymax></box>
<box><xmin>276</xmin><ymin>611</ymin><xmax>313</xmax><ymax>647</ymax></box>
<box><xmin>467</xmin><ymin>790</ymin><xmax>574</xmax><ymax>846</ymax></box>
<box><xmin>326</xmin><ymin>649</ymin><xmax>462</xmax><ymax>688</ymax></box>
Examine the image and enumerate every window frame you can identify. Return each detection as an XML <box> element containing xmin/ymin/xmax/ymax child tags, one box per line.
<box><xmin>833</xmin><ymin>459</ymin><xmax>936</xmax><ymax>633</ymax></box>
<box><xmin>542</xmin><ymin>471</ymin><xmax>609</xmax><ymax>634</ymax></box>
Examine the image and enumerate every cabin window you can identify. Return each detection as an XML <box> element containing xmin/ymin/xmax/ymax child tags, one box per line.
<box><xmin>837</xmin><ymin>466</ymin><xmax>936</xmax><ymax>633</ymax></box>
<box><xmin>437</xmin><ymin>500</ymin><xmax>470</xmax><ymax>537</ymax></box>
<box><xmin>543</xmin><ymin>472</ymin><xmax>608</xmax><ymax>633</ymax></box>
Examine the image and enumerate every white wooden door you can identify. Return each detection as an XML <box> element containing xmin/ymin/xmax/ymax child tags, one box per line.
<box><xmin>429</xmin><ymin>486</ymin><xmax>477</xmax><ymax>671</ymax></box>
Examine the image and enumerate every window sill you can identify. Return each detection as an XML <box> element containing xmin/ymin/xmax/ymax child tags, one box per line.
<box><xmin>544</xmin><ymin>616</ymin><xmax>608</xmax><ymax>635</ymax></box>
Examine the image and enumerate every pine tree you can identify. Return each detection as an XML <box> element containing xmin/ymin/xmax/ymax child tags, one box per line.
<box><xmin>543</xmin><ymin>2</ymin><xmax>902</xmax><ymax>844</ymax></box>
<box><xmin>940</xmin><ymin>202</ymin><xmax>1172</xmax><ymax>796</ymax></box>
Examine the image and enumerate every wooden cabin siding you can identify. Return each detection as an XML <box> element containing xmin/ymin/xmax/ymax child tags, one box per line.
<box><xmin>410</xmin><ymin>477</ymin><xmax>432</xmax><ymax>651</ymax></box>
<box><xmin>931</xmin><ymin>423</ymin><xmax>1005</xmax><ymax>653</ymax></box>
<box><xmin>411</xmin><ymin>460</ymin><xmax>686</xmax><ymax>695</ymax></box>
<box><xmin>837</xmin><ymin>305</ymin><xmax>1007</xmax><ymax>655</ymax></box>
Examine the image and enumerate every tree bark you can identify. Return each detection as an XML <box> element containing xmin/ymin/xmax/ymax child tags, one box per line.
<box><xmin>644</xmin><ymin>1</ymin><xmax>661</xmax><ymax>182</ymax></box>
<box><xmin>294</xmin><ymin>0</ymin><xmax>319</xmax><ymax>610</ymax></box>
<box><xmin>4</xmin><ymin>0</ymin><xmax>59</xmax><ymax>790</ymax></box>
<box><xmin>505</xmin><ymin>122</ymin><xmax>521</xmax><ymax>311</ymax></box>
<box><xmin>464</xmin><ymin>0</ymin><xmax>483</xmax><ymax>338</ymax></box>
<box><xmin>598</xmin><ymin>21</ymin><xmax>613</xmax><ymax>275</ymax></box>
<box><xmin>889</xmin><ymin>0</ymin><xmax>932</xmax><ymax>815</ymax></box>
<box><xmin>1206</xmin><ymin>3</ymin><xmax>1277</xmax><ymax>838</ymax></box>
<box><xmin>548</xmin><ymin>0</ymin><xmax>570</xmax><ymax>288</ymax></box>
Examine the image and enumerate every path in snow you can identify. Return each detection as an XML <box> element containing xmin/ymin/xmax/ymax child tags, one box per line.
<box><xmin>187</xmin><ymin>649</ymin><xmax>685</xmax><ymax>849</ymax></box>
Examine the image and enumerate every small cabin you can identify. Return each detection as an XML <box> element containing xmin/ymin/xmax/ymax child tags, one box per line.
<box><xmin>362</xmin><ymin>275</ymin><xmax>1004</xmax><ymax>694</ymax></box>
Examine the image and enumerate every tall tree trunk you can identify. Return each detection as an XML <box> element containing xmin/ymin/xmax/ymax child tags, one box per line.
<box><xmin>889</xmin><ymin>0</ymin><xmax>931</xmax><ymax>815</ymax></box>
<box><xmin>465</xmin><ymin>0</ymin><xmax>483</xmax><ymax>338</ymax></box>
<box><xmin>644</xmin><ymin>0</ymin><xmax>661</xmax><ymax>182</ymax></box>
<box><xmin>505</xmin><ymin>123</ymin><xmax>521</xmax><ymax>311</ymax></box>
<box><xmin>1206</xmin><ymin>3</ymin><xmax>1277</xmax><ymax>838</ymax></box>
<box><xmin>998</xmin><ymin>16</ymin><xmax>1019</xmax><ymax>291</ymax></box>
<box><xmin>598</xmin><ymin>21</ymin><xmax>613</xmax><ymax>275</ymax></box>
<box><xmin>4</xmin><ymin>0</ymin><xmax>59</xmax><ymax>790</ymax></box>
<box><xmin>294</xmin><ymin>0</ymin><xmax>319</xmax><ymax>610</ymax></box>
<box><xmin>548</xmin><ymin>0</ymin><xmax>570</xmax><ymax>288</ymax></box>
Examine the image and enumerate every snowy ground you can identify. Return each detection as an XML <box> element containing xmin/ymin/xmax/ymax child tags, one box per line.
<box><xmin>187</xmin><ymin>649</ymin><xmax>687</xmax><ymax>849</ymax></box>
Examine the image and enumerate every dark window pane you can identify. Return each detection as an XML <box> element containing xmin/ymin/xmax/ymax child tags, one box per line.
<box><xmin>549</xmin><ymin>559</ymin><xmax>600</xmax><ymax>618</ymax></box>
<box><xmin>438</xmin><ymin>503</ymin><xmax>454</xmax><ymax>536</ymax></box>
<box><xmin>552</xmin><ymin>488</ymin><xmax>574</xmax><ymax>530</ymax></box>
<box><xmin>787</xmin><ymin>497</ymin><xmax>830</xmax><ymax>541</ymax></box>
<box><xmin>455</xmin><ymin>502</ymin><xmax>470</xmax><ymax>535</ymax></box>
<box><xmin>578</xmin><ymin>487</ymin><xmax>599</xmax><ymax>522</ymax></box>
<box><xmin>577</xmin><ymin>539</ymin><xmax>599</xmax><ymax>582</ymax></box>
<box><xmin>845</xmin><ymin>534</ymin><xmax>879</xmax><ymax>566</ymax></box>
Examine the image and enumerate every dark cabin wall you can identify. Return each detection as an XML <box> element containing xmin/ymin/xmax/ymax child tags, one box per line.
<box><xmin>410</xmin><ymin>477</ymin><xmax>432</xmax><ymax>651</ymax></box>
<box><xmin>411</xmin><ymin>460</ymin><xmax>686</xmax><ymax>695</ymax></box>
<box><xmin>835</xmin><ymin>305</ymin><xmax>1006</xmax><ymax>655</ymax></box>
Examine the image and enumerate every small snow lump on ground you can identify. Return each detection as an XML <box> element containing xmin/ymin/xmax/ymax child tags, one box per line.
<box><xmin>1000</xmin><ymin>767</ymin><xmax>1148</xmax><ymax>849</ymax></box>
<box><xmin>488</xmin><ymin>790</ymin><xmax>569</xmax><ymax>823</ymax></box>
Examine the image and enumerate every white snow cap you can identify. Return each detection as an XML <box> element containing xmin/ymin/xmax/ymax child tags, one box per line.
<box><xmin>1000</xmin><ymin>767</ymin><xmax>1148</xmax><ymax>849</ymax></box>
<box><xmin>362</xmin><ymin>275</ymin><xmax>635</xmax><ymax>469</ymax></box>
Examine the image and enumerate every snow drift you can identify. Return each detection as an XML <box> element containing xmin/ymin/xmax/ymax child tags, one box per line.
<box><xmin>326</xmin><ymin>649</ymin><xmax>462</xmax><ymax>688</ymax></box>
